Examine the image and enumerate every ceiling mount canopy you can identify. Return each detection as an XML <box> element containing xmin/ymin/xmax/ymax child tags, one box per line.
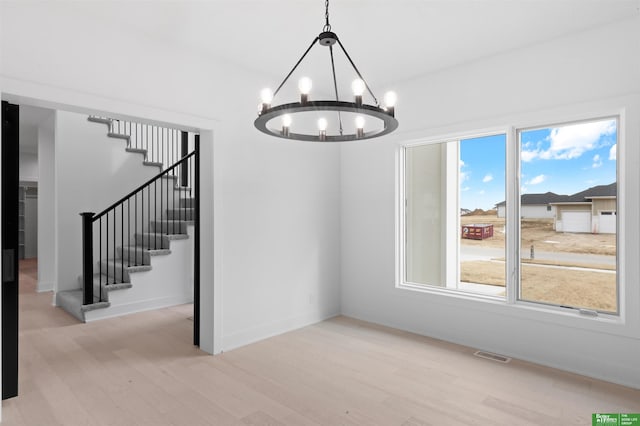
<box><xmin>255</xmin><ymin>0</ymin><xmax>398</xmax><ymax>142</ymax></box>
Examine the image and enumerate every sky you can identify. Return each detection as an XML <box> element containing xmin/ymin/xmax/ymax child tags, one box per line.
<box><xmin>460</xmin><ymin>134</ymin><xmax>506</xmax><ymax>211</ymax></box>
<box><xmin>460</xmin><ymin>118</ymin><xmax>617</xmax><ymax>210</ymax></box>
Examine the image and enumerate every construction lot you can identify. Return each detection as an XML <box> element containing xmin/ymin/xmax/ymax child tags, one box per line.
<box><xmin>459</xmin><ymin>213</ymin><xmax>617</xmax><ymax>312</ymax></box>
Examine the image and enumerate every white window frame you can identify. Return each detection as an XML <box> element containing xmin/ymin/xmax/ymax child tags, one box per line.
<box><xmin>396</xmin><ymin>113</ymin><xmax>624</xmax><ymax>323</ymax></box>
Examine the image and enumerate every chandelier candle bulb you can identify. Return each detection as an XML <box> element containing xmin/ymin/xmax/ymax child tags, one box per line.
<box><xmin>355</xmin><ymin>116</ymin><xmax>365</xmax><ymax>138</ymax></box>
<box><xmin>281</xmin><ymin>114</ymin><xmax>292</xmax><ymax>137</ymax></box>
<box><xmin>260</xmin><ymin>88</ymin><xmax>273</xmax><ymax>112</ymax></box>
<box><xmin>318</xmin><ymin>117</ymin><xmax>328</xmax><ymax>141</ymax></box>
<box><xmin>352</xmin><ymin>79</ymin><xmax>365</xmax><ymax>106</ymax></box>
<box><xmin>298</xmin><ymin>77</ymin><xmax>312</xmax><ymax>104</ymax></box>
<box><xmin>384</xmin><ymin>91</ymin><xmax>397</xmax><ymax>117</ymax></box>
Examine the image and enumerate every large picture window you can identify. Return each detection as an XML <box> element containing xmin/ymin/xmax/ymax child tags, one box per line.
<box><xmin>400</xmin><ymin>116</ymin><xmax>619</xmax><ymax>315</ymax></box>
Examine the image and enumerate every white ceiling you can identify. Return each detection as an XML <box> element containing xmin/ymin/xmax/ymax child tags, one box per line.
<box><xmin>98</xmin><ymin>0</ymin><xmax>638</xmax><ymax>87</ymax></box>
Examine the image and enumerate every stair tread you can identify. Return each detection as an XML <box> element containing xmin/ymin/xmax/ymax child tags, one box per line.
<box><xmin>135</xmin><ymin>232</ymin><xmax>189</xmax><ymax>240</ymax></box>
<box><xmin>88</xmin><ymin>117</ymin><xmax>111</xmax><ymax>125</ymax></box>
<box><xmin>119</xmin><ymin>246</ymin><xmax>172</xmax><ymax>255</ymax></box>
<box><xmin>57</xmin><ymin>289</ymin><xmax>110</xmax><ymax>312</ymax></box>
<box><xmin>125</xmin><ymin>147</ymin><xmax>147</xmax><ymax>154</ymax></box>
<box><xmin>99</xmin><ymin>260</ymin><xmax>152</xmax><ymax>272</ymax></box>
<box><xmin>107</xmin><ymin>132</ymin><xmax>130</xmax><ymax>140</ymax></box>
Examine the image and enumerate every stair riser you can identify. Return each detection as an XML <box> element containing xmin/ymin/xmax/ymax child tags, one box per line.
<box><xmin>99</xmin><ymin>261</ymin><xmax>132</xmax><ymax>282</ymax></box>
<box><xmin>135</xmin><ymin>234</ymin><xmax>171</xmax><ymax>249</ymax></box>
<box><xmin>150</xmin><ymin>221</ymin><xmax>188</xmax><ymax>234</ymax></box>
<box><xmin>76</xmin><ymin>276</ymin><xmax>110</xmax><ymax>301</ymax></box>
<box><xmin>179</xmin><ymin>198</ymin><xmax>195</xmax><ymax>208</ymax></box>
<box><xmin>166</xmin><ymin>209</ymin><xmax>194</xmax><ymax>220</ymax></box>
<box><xmin>117</xmin><ymin>247</ymin><xmax>152</xmax><ymax>265</ymax></box>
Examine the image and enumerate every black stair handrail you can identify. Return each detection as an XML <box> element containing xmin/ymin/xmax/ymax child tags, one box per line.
<box><xmin>81</xmin><ymin>148</ymin><xmax>198</xmax><ymax>305</ymax></box>
<box><xmin>94</xmin><ymin>151</ymin><xmax>195</xmax><ymax>221</ymax></box>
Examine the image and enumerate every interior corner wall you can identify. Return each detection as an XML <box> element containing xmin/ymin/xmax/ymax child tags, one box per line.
<box><xmin>340</xmin><ymin>16</ymin><xmax>640</xmax><ymax>388</ymax></box>
<box><xmin>18</xmin><ymin>152</ymin><xmax>37</xmax><ymax>182</ymax></box>
<box><xmin>37</xmin><ymin>112</ymin><xmax>55</xmax><ymax>292</ymax></box>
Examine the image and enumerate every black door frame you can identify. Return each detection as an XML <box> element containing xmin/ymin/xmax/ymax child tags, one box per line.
<box><xmin>2</xmin><ymin>100</ymin><xmax>20</xmax><ymax>400</ymax></box>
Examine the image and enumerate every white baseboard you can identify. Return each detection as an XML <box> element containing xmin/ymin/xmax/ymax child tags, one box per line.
<box><xmin>84</xmin><ymin>294</ymin><xmax>193</xmax><ymax>322</ymax></box>
<box><xmin>222</xmin><ymin>308</ymin><xmax>340</xmax><ymax>353</ymax></box>
<box><xmin>37</xmin><ymin>281</ymin><xmax>55</xmax><ymax>293</ymax></box>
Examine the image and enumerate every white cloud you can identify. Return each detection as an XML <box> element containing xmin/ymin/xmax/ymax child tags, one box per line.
<box><xmin>592</xmin><ymin>154</ymin><xmax>602</xmax><ymax>168</ymax></box>
<box><xmin>459</xmin><ymin>159</ymin><xmax>469</xmax><ymax>182</ymax></box>
<box><xmin>520</xmin><ymin>150</ymin><xmax>538</xmax><ymax>162</ymax></box>
<box><xmin>527</xmin><ymin>174</ymin><xmax>546</xmax><ymax>185</ymax></box>
<box><xmin>478</xmin><ymin>190</ymin><xmax>485</xmax><ymax>195</ymax></box>
<box><xmin>461</xmin><ymin>186</ymin><xmax>470</xmax><ymax>192</ymax></box>
<box><xmin>609</xmin><ymin>144</ymin><xmax>617</xmax><ymax>160</ymax></box>
<box><xmin>520</xmin><ymin>119</ymin><xmax>616</xmax><ymax>161</ymax></box>
<box><xmin>521</xmin><ymin>186</ymin><xmax>528</xmax><ymax>193</ymax></box>
<box><xmin>482</xmin><ymin>174</ymin><xmax>493</xmax><ymax>183</ymax></box>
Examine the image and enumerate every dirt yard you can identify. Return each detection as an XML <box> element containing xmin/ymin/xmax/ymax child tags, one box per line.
<box><xmin>459</xmin><ymin>213</ymin><xmax>617</xmax><ymax>311</ymax></box>
<box><xmin>460</xmin><ymin>260</ymin><xmax>617</xmax><ymax>312</ymax></box>
<box><xmin>460</xmin><ymin>214</ymin><xmax>616</xmax><ymax>256</ymax></box>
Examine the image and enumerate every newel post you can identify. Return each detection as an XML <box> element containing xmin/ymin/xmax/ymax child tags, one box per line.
<box><xmin>81</xmin><ymin>212</ymin><xmax>95</xmax><ymax>305</ymax></box>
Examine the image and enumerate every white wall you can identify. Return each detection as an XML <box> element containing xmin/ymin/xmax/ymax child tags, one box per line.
<box><xmin>521</xmin><ymin>205</ymin><xmax>555</xmax><ymax>219</ymax></box>
<box><xmin>1</xmin><ymin>2</ymin><xmax>342</xmax><ymax>354</ymax></box>
<box><xmin>37</xmin><ymin>112</ymin><xmax>55</xmax><ymax>292</ymax></box>
<box><xmin>18</xmin><ymin>152</ymin><xmax>37</xmax><ymax>182</ymax></box>
<box><xmin>341</xmin><ymin>17</ymin><xmax>640</xmax><ymax>388</ymax></box>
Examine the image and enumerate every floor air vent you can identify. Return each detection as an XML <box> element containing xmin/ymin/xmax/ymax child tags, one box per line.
<box><xmin>473</xmin><ymin>350</ymin><xmax>511</xmax><ymax>363</ymax></box>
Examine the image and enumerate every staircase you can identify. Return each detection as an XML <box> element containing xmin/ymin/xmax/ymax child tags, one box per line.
<box><xmin>57</xmin><ymin>117</ymin><xmax>199</xmax><ymax>322</ymax></box>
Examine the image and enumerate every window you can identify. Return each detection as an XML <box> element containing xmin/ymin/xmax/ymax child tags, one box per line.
<box><xmin>518</xmin><ymin>118</ymin><xmax>618</xmax><ymax>313</ymax></box>
<box><xmin>399</xmin><ymin>116</ymin><xmax>620</xmax><ymax>316</ymax></box>
<box><xmin>403</xmin><ymin>134</ymin><xmax>506</xmax><ymax>297</ymax></box>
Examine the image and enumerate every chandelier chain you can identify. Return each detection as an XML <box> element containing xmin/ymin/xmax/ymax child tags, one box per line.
<box><xmin>324</xmin><ymin>0</ymin><xmax>331</xmax><ymax>31</ymax></box>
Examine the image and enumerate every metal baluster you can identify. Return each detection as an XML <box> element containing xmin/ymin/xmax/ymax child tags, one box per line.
<box><xmin>141</xmin><ymin>187</ymin><xmax>144</xmax><ymax>255</ymax></box>
<box><xmin>161</xmin><ymin>170</ymin><xmax>164</xmax><ymax>235</ymax></box>
<box><xmin>99</xmin><ymin>217</ymin><xmax>102</xmax><ymax>300</ymax></box>
<box><xmin>135</xmin><ymin>193</ymin><xmax>138</xmax><ymax>265</ymax></box>
<box><xmin>155</xmin><ymin>126</ymin><xmax>158</xmax><ymax>163</ymax></box>
<box><xmin>127</xmin><ymin>198</ymin><xmax>130</xmax><ymax>267</ymax></box>
<box><xmin>154</xmin><ymin>180</ymin><xmax>157</xmax><ymax>249</ymax></box>
<box><xmin>121</xmin><ymin>203</ymin><xmax>124</xmax><ymax>283</ymax></box>
<box><xmin>113</xmin><ymin>210</ymin><xmax>116</xmax><ymax>284</ymax></box>
<box><xmin>148</xmin><ymin>184</ymin><xmax>151</xmax><ymax>249</ymax></box>
<box><xmin>106</xmin><ymin>211</ymin><xmax>109</xmax><ymax>285</ymax></box>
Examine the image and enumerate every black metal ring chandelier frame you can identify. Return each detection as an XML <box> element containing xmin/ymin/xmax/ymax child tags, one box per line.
<box><xmin>254</xmin><ymin>2</ymin><xmax>398</xmax><ymax>142</ymax></box>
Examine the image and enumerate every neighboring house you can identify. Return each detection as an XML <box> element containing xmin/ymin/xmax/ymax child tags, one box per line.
<box><xmin>551</xmin><ymin>183</ymin><xmax>617</xmax><ymax>234</ymax></box>
<box><xmin>495</xmin><ymin>192</ymin><xmax>565</xmax><ymax>219</ymax></box>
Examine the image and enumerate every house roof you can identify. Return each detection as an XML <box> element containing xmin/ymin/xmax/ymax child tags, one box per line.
<box><xmin>495</xmin><ymin>183</ymin><xmax>617</xmax><ymax>207</ymax></box>
<box><xmin>495</xmin><ymin>192</ymin><xmax>565</xmax><ymax>207</ymax></box>
<box><xmin>561</xmin><ymin>182</ymin><xmax>617</xmax><ymax>202</ymax></box>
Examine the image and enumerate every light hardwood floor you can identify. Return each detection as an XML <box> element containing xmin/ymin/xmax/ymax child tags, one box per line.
<box><xmin>3</xmin><ymin>258</ymin><xmax>639</xmax><ymax>425</ymax></box>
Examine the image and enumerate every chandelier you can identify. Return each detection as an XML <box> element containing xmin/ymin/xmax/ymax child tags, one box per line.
<box><xmin>254</xmin><ymin>0</ymin><xmax>398</xmax><ymax>142</ymax></box>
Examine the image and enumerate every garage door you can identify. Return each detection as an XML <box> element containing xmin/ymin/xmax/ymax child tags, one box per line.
<box><xmin>562</xmin><ymin>211</ymin><xmax>591</xmax><ymax>233</ymax></box>
<box><xmin>599</xmin><ymin>211</ymin><xmax>616</xmax><ymax>234</ymax></box>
